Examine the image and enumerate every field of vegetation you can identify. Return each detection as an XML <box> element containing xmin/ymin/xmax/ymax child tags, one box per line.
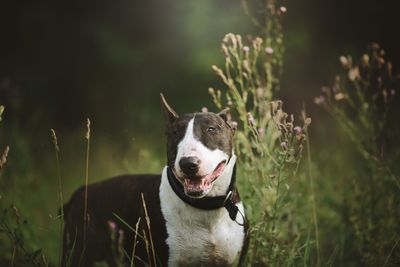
<box><xmin>0</xmin><ymin>0</ymin><xmax>399</xmax><ymax>266</ymax></box>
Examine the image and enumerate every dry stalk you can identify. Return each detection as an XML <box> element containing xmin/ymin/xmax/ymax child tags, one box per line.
<box><xmin>83</xmin><ymin>118</ymin><xmax>91</xmax><ymax>245</ymax></box>
<box><xmin>141</xmin><ymin>193</ymin><xmax>156</xmax><ymax>266</ymax></box>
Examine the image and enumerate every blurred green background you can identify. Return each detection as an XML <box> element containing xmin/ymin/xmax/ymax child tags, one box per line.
<box><xmin>0</xmin><ymin>0</ymin><xmax>399</xmax><ymax>265</ymax></box>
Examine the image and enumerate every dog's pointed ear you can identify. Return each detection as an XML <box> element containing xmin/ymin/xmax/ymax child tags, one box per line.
<box><xmin>218</xmin><ymin>108</ymin><xmax>237</xmax><ymax>133</ymax></box>
<box><xmin>160</xmin><ymin>93</ymin><xmax>178</xmax><ymax>124</ymax></box>
<box><xmin>217</xmin><ymin>108</ymin><xmax>230</xmax><ymax>123</ymax></box>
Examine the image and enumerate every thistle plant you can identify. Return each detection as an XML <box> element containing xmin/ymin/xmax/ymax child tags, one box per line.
<box><xmin>209</xmin><ymin>2</ymin><xmax>312</xmax><ymax>265</ymax></box>
<box><xmin>315</xmin><ymin>44</ymin><xmax>400</xmax><ymax>266</ymax></box>
<box><xmin>315</xmin><ymin>43</ymin><xmax>398</xmax><ymax>162</ymax></box>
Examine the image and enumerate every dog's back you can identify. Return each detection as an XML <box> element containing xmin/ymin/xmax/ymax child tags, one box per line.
<box><xmin>61</xmin><ymin>174</ymin><xmax>168</xmax><ymax>267</ymax></box>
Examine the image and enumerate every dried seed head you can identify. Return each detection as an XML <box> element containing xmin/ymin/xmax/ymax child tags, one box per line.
<box><xmin>50</xmin><ymin>129</ymin><xmax>60</xmax><ymax>152</ymax></box>
<box><xmin>247</xmin><ymin>112</ymin><xmax>255</xmax><ymax>126</ymax></box>
<box><xmin>0</xmin><ymin>145</ymin><xmax>10</xmax><ymax>171</ymax></box>
<box><xmin>0</xmin><ymin>105</ymin><xmax>4</xmax><ymax>122</ymax></box>
<box><xmin>334</xmin><ymin>92</ymin><xmax>345</xmax><ymax>100</ymax></box>
<box><xmin>208</xmin><ymin>87</ymin><xmax>215</xmax><ymax>94</ymax></box>
<box><xmin>85</xmin><ymin>118</ymin><xmax>91</xmax><ymax>140</ymax></box>
<box><xmin>243</xmin><ymin>46</ymin><xmax>250</xmax><ymax>53</ymax></box>
<box><xmin>361</xmin><ymin>54</ymin><xmax>370</xmax><ymax>66</ymax></box>
<box><xmin>339</xmin><ymin>56</ymin><xmax>349</xmax><ymax>68</ymax></box>
<box><xmin>304</xmin><ymin>117</ymin><xmax>312</xmax><ymax>126</ymax></box>
<box><xmin>222</xmin><ymin>44</ymin><xmax>229</xmax><ymax>57</ymax></box>
<box><xmin>348</xmin><ymin>66</ymin><xmax>360</xmax><ymax>81</ymax></box>
<box><xmin>212</xmin><ymin>65</ymin><xmax>224</xmax><ymax>78</ymax></box>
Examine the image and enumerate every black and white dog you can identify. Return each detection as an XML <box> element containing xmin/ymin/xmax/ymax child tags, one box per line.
<box><xmin>61</xmin><ymin>94</ymin><xmax>248</xmax><ymax>267</ymax></box>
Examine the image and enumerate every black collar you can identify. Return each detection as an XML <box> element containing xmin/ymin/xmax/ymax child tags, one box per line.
<box><xmin>166</xmin><ymin>162</ymin><xmax>244</xmax><ymax>225</ymax></box>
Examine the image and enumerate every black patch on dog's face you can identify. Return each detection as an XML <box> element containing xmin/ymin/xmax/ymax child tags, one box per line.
<box><xmin>192</xmin><ymin>113</ymin><xmax>233</xmax><ymax>156</ymax></box>
<box><xmin>165</xmin><ymin>113</ymin><xmax>194</xmax><ymax>168</ymax></box>
<box><xmin>165</xmin><ymin>112</ymin><xmax>233</xmax><ymax>168</ymax></box>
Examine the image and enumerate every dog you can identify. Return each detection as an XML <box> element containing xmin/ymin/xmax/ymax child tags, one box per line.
<box><xmin>61</xmin><ymin>94</ymin><xmax>249</xmax><ymax>267</ymax></box>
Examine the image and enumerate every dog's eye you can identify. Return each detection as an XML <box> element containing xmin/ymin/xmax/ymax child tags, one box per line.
<box><xmin>207</xmin><ymin>126</ymin><xmax>217</xmax><ymax>133</ymax></box>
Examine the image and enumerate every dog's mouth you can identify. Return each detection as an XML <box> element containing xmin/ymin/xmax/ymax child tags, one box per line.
<box><xmin>177</xmin><ymin>160</ymin><xmax>226</xmax><ymax>198</ymax></box>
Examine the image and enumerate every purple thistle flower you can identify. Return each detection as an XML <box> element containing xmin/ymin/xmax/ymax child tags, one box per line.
<box><xmin>108</xmin><ymin>220</ymin><xmax>117</xmax><ymax>232</ymax></box>
<box><xmin>231</xmin><ymin>121</ymin><xmax>238</xmax><ymax>130</ymax></box>
<box><xmin>294</xmin><ymin>126</ymin><xmax>302</xmax><ymax>134</ymax></box>
<box><xmin>265</xmin><ymin>47</ymin><xmax>274</xmax><ymax>54</ymax></box>
<box><xmin>314</xmin><ymin>95</ymin><xmax>325</xmax><ymax>105</ymax></box>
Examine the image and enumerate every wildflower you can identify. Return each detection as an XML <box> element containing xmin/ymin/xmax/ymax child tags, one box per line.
<box><xmin>265</xmin><ymin>47</ymin><xmax>274</xmax><ymax>54</ymax></box>
<box><xmin>231</xmin><ymin>121</ymin><xmax>238</xmax><ymax>130</ymax></box>
<box><xmin>314</xmin><ymin>95</ymin><xmax>325</xmax><ymax>105</ymax></box>
<box><xmin>108</xmin><ymin>221</ymin><xmax>117</xmax><ymax>232</ymax></box>
<box><xmin>281</xmin><ymin>141</ymin><xmax>288</xmax><ymax>150</ymax></box>
<box><xmin>348</xmin><ymin>66</ymin><xmax>360</xmax><ymax>81</ymax></box>
<box><xmin>243</xmin><ymin>46</ymin><xmax>250</xmax><ymax>52</ymax></box>
<box><xmin>280</xmin><ymin>6</ymin><xmax>287</xmax><ymax>13</ymax></box>
<box><xmin>334</xmin><ymin>92</ymin><xmax>345</xmax><ymax>100</ymax></box>
<box><xmin>293</xmin><ymin>126</ymin><xmax>302</xmax><ymax>135</ymax></box>
<box><xmin>391</xmin><ymin>89</ymin><xmax>396</xmax><ymax>95</ymax></box>
<box><xmin>201</xmin><ymin>107</ymin><xmax>208</xmax><ymax>113</ymax></box>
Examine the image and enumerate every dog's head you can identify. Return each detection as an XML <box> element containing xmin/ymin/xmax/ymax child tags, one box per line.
<box><xmin>161</xmin><ymin>94</ymin><xmax>235</xmax><ymax>198</ymax></box>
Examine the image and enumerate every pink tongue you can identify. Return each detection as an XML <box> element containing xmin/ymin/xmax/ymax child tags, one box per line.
<box><xmin>184</xmin><ymin>178</ymin><xmax>207</xmax><ymax>189</ymax></box>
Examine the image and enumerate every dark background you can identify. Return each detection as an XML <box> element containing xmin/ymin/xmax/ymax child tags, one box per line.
<box><xmin>1</xmin><ymin>0</ymin><xmax>399</xmax><ymax>151</ymax></box>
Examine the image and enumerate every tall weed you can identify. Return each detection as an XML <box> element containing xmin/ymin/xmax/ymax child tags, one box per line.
<box><xmin>209</xmin><ymin>1</ymin><xmax>314</xmax><ymax>265</ymax></box>
<box><xmin>315</xmin><ymin>43</ymin><xmax>400</xmax><ymax>266</ymax></box>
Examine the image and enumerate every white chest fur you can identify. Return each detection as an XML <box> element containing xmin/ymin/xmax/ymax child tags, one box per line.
<box><xmin>159</xmin><ymin>167</ymin><xmax>245</xmax><ymax>267</ymax></box>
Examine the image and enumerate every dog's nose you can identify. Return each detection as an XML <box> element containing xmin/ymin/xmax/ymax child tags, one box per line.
<box><xmin>179</xmin><ymin>156</ymin><xmax>201</xmax><ymax>176</ymax></box>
